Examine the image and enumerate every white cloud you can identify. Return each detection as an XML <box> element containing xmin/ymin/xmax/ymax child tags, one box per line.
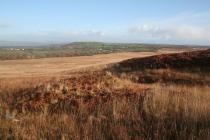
<box><xmin>36</xmin><ymin>29</ymin><xmax>105</xmax><ymax>37</ymax></box>
<box><xmin>173</xmin><ymin>26</ymin><xmax>205</xmax><ymax>40</ymax></box>
<box><xmin>129</xmin><ymin>25</ymin><xmax>170</xmax><ymax>40</ymax></box>
<box><xmin>126</xmin><ymin>12</ymin><xmax>210</xmax><ymax>45</ymax></box>
<box><xmin>14</xmin><ymin>29</ymin><xmax>107</xmax><ymax>43</ymax></box>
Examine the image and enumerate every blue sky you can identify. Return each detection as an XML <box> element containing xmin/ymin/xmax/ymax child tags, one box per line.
<box><xmin>1</xmin><ymin>0</ymin><xmax>210</xmax><ymax>45</ymax></box>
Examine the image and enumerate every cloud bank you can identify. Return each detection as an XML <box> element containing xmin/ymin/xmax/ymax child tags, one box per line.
<box><xmin>126</xmin><ymin>12</ymin><xmax>210</xmax><ymax>45</ymax></box>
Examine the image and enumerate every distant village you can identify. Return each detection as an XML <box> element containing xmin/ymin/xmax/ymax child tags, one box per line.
<box><xmin>5</xmin><ymin>48</ymin><xmax>25</xmax><ymax>51</ymax></box>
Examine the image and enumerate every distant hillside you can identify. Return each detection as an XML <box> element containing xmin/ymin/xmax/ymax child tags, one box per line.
<box><xmin>0</xmin><ymin>42</ymin><xmax>207</xmax><ymax>60</ymax></box>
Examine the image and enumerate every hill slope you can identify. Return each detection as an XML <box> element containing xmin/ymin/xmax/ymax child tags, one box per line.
<box><xmin>113</xmin><ymin>49</ymin><xmax>210</xmax><ymax>72</ymax></box>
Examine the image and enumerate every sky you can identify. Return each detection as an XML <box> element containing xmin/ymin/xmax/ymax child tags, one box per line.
<box><xmin>1</xmin><ymin>0</ymin><xmax>210</xmax><ymax>45</ymax></box>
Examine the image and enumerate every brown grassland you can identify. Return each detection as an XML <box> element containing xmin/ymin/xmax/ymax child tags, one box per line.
<box><xmin>0</xmin><ymin>49</ymin><xmax>210</xmax><ymax>140</ymax></box>
<box><xmin>0</xmin><ymin>50</ymin><xmax>179</xmax><ymax>78</ymax></box>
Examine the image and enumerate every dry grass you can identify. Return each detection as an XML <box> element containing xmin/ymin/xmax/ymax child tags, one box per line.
<box><xmin>0</xmin><ymin>52</ymin><xmax>159</xmax><ymax>78</ymax></box>
<box><xmin>144</xmin><ymin>85</ymin><xmax>210</xmax><ymax>120</ymax></box>
<box><xmin>142</xmin><ymin>85</ymin><xmax>210</xmax><ymax>139</ymax></box>
<box><xmin>0</xmin><ymin>50</ymin><xmax>210</xmax><ymax>140</ymax></box>
<box><xmin>0</xmin><ymin>70</ymin><xmax>210</xmax><ymax>140</ymax></box>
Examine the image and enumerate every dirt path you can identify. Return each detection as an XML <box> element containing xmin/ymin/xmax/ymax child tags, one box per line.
<box><xmin>0</xmin><ymin>51</ymin><xmax>181</xmax><ymax>78</ymax></box>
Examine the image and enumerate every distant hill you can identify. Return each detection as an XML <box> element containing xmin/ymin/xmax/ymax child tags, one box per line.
<box><xmin>0</xmin><ymin>42</ymin><xmax>209</xmax><ymax>60</ymax></box>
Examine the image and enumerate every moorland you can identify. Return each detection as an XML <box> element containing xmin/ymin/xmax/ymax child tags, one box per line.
<box><xmin>0</xmin><ymin>43</ymin><xmax>210</xmax><ymax>140</ymax></box>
